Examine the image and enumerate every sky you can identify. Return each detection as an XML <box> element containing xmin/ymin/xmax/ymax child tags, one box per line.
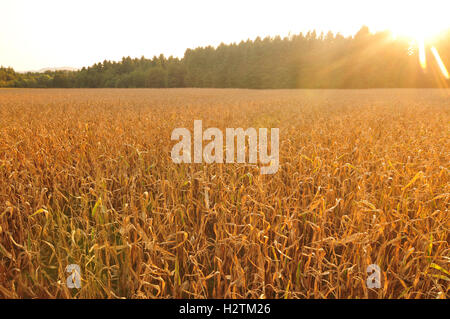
<box><xmin>1</xmin><ymin>0</ymin><xmax>449</xmax><ymax>72</ymax></box>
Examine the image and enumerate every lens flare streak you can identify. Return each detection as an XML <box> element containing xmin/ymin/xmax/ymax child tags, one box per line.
<box><xmin>430</xmin><ymin>46</ymin><xmax>450</xmax><ymax>79</ymax></box>
<box><xmin>418</xmin><ymin>40</ymin><xmax>427</xmax><ymax>70</ymax></box>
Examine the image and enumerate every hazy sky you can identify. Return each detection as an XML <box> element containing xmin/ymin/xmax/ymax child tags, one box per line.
<box><xmin>1</xmin><ymin>0</ymin><xmax>449</xmax><ymax>71</ymax></box>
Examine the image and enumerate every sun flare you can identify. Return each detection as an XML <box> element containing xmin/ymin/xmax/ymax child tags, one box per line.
<box><xmin>385</xmin><ymin>0</ymin><xmax>448</xmax><ymax>43</ymax></box>
<box><xmin>383</xmin><ymin>0</ymin><xmax>450</xmax><ymax>79</ymax></box>
<box><xmin>431</xmin><ymin>46</ymin><xmax>450</xmax><ymax>79</ymax></box>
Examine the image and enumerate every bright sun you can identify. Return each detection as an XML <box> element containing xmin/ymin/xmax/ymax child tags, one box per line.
<box><xmin>384</xmin><ymin>1</ymin><xmax>450</xmax><ymax>79</ymax></box>
<box><xmin>384</xmin><ymin>0</ymin><xmax>448</xmax><ymax>42</ymax></box>
<box><xmin>390</xmin><ymin>22</ymin><xmax>443</xmax><ymax>42</ymax></box>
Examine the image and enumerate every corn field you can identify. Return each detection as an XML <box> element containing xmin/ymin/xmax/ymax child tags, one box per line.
<box><xmin>0</xmin><ymin>88</ymin><xmax>448</xmax><ymax>298</ymax></box>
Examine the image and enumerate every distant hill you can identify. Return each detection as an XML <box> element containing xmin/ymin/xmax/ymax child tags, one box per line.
<box><xmin>17</xmin><ymin>67</ymin><xmax>79</xmax><ymax>74</ymax></box>
<box><xmin>37</xmin><ymin>67</ymin><xmax>79</xmax><ymax>73</ymax></box>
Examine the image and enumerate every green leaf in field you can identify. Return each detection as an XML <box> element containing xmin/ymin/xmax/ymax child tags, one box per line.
<box><xmin>27</xmin><ymin>232</ymin><xmax>31</xmax><ymax>251</ymax></box>
<box><xmin>427</xmin><ymin>233</ymin><xmax>433</xmax><ymax>262</ymax></box>
<box><xmin>92</xmin><ymin>198</ymin><xmax>105</xmax><ymax>224</ymax></box>
<box><xmin>92</xmin><ymin>198</ymin><xmax>102</xmax><ymax>217</ymax></box>
<box><xmin>430</xmin><ymin>263</ymin><xmax>450</xmax><ymax>276</ymax></box>
<box><xmin>175</xmin><ymin>259</ymin><xmax>181</xmax><ymax>285</ymax></box>
<box><xmin>178</xmin><ymin>210</ymin><xmax>185</xmax><ymax>225</ymax></box>
<box><xmin>402</xmin><ymin>171</ymin><xmax>423</xmax><ymax>191</ymax></box>
<box><xmin>431</xmin><ymin>274</ymin><xmax>450</xmax><ymax>282</ymax></box>
<box><xmin>30</xmin><ymin>208</ymin><xmax>48</xmax><ymax>217</ymax></box>
<box><xmin>295</xmin><ymin>261</ymin><xmax>302</xmax><ymax>286</ymax></box>
<box><xmin>284</xmin><ymin>280</ymin><xmax>291</xmax><ymax>299</ymax></box>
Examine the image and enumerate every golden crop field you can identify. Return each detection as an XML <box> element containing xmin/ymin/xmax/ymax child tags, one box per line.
<box><xmin>0</xmin><ymin>88</ymin><xmax>448</xmax><ymax>299</ymax></box>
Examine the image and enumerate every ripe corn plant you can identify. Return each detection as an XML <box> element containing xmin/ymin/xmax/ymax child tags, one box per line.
<box><xmin>0</xmin><ymin>88</ymin><xmax>448</xmax><ymax>299</ymax></box>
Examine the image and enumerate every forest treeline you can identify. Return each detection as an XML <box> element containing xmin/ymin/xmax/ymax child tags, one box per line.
<box><xmin>1</xmin><ymin>27</ymin><xmax>449</xmax><ymax>89</ymax></box>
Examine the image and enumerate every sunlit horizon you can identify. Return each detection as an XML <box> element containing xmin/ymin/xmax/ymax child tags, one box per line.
<box><xmin>1</xmin><ymin>0</ymin><xmax>449</xmax><ymax>72</ymax></box>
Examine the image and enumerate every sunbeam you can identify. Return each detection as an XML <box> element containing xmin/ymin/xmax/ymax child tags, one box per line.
<box><xmin>431</xmin><ymin>46</ymin><xmax>450</xmax><ymax>79</ymax></box>
<box><xmin>418</xmin><ymin>39</ymin><xmax>427</xmax><ymax>70</ymax></box>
